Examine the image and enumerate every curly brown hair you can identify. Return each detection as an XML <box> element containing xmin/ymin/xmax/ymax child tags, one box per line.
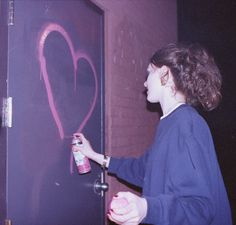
<box><xmin>150</xmin><ymin>43</ymin><xmax>222</xmax><ymax>111</ymax></box>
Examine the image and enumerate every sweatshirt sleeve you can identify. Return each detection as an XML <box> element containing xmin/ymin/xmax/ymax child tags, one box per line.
<box><xmin>108</xmin><ymin>150</ymin><xmax>150</xmax><ymax>188</ymax></box>
<box><xmin>143</xmin><ymin>133</ymin><xmax>215</xmax><ymax>225</ymax></box>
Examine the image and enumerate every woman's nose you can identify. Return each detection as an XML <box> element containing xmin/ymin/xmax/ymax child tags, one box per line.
<box><xmin>144</xmin><ymin>81</ymin><xmax>147</xmax><ymax>87</ymax></box>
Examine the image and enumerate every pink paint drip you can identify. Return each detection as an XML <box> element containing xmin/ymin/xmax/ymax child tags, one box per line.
<box><xmin>37</xmin><ymin>23</ymin><xmax>98</xmax><ymax>173</ymax></box>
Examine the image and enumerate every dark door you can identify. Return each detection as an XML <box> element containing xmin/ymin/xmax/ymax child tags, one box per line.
<box><xmin>2</xmin><ymin>1</ymin><xmax>104</xmax><ymax>225</ymax></box>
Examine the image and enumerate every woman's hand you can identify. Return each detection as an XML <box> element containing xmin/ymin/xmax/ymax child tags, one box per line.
<box><xmin>72</xmin><ymin>133</ymin><xmax>96</xmax><ymax>159</ymax></box>
<box><xmin>72</xmin><ymin>133</ymin><xmax>109</xmax><ymax>167</ymax></box>
<box><xmin>108</xmin><ymin>192</ymin><xmax>147</xmax><ymax>225</ymax></box>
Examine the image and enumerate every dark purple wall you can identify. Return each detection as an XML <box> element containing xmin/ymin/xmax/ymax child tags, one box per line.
<box><xmin>1</xmin><ymin>1</ymin><xmax>104</xmax><ymax>224</ymax></box>
<box><xmin>178</xmin><ymin>1</ymin><xmax>236</xmax><ymax>223</ymax></box>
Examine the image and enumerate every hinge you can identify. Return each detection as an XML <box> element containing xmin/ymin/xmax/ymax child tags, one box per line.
<box><xmin>5</xmin><ymin>219</ymin><xmax>12</xmax><ymax>225</ymax></box>
<box><xmin>8</xmin><ymin>0</ymin><xmax>14</xmax><ymax>26</ymax></box>
<box><xmin>2</xmin><ymin>97</ymin><xmax>13</xmax><ymax>128</ymax></box>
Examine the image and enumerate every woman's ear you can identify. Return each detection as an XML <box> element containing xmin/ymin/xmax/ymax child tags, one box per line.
<box><xmin>160</xmin><ymin>66</ymin><xmax>170</xmax><ymax>86</ymax></box>
<box><xmin>160</xmin><ymin>67</ymin><xmax>176</xmax><ymax>92</ymax></box>
<box><xmin>160</xmin><ymin>65</ymin><xmax>169</xmax><ymax>75</ymax></box>
<box><xmin>165</xmin><ymin>71</ymin><xmax>177</xmax><ymax>95</ymax></box>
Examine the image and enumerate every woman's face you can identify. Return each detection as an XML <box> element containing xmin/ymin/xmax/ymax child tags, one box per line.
<box><xmin>144</xmin><ymin>63</ymin><xmax>163</xmax><ymax>103</ymax></box>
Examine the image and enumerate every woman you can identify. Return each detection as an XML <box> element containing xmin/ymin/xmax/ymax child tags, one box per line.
<box><xmin>73</xmin><ymin>43</ymin><xmax>232</xmax><ymax>225</ymax></box>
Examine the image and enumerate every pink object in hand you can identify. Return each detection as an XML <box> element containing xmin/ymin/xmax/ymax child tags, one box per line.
<box><xmin>72</xmin><ymin>137</ymin><xmax>91</xmax><ymax>174</ymax></box>
<box><xmin>109</xmin><ymin>197</ymin><xmax>129</xmax><ymax>210</ymax></box>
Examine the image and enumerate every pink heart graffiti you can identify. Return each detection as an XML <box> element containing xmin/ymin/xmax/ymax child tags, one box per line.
<box><xmin>37</xmin><ymin>23</ymin><xmax>98</xmax><ymax>172</ymax></box>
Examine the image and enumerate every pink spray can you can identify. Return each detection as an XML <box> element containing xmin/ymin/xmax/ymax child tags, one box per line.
<box><xmin>72</xmin><ymin>136</ymin><xmax>91</xmax><ymax>174</ymax></box>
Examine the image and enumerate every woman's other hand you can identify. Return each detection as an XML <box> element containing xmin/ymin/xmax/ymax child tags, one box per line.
<box><xmin>108</xmin><ymin>192</ymin><xmax>147</xmax><ymax>225</ymax></box>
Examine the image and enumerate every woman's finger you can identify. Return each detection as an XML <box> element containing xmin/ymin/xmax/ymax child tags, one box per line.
<box><xmin>109</xmin><ymin>207</ymin><xmax>137</xmax><ymax>224</ymax></box>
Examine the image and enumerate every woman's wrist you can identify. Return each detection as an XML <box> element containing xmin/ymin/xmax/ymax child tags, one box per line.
<box><xmin>140</xmin><ymin>197</ymin><xmax>148</xmax><ymax>221</ymax></box>
<box><xmin>102</xmin><ymin>155</ymin><xmax>110</xmax><ymax>168</ymax></box>
<box><xmin>90</xmin><ymin>152</ymin><xmax>111</xmax><ymax>168</ymax></box>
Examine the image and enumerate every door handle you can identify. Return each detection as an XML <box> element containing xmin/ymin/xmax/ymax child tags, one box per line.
<box><xmin>94</xmin><ymin>180</ymin><xmax>109</xmax><ymax>192</ymax></box>
<box><xmin>94</xmin><ymin>172</ymin><xmax>109</xmax><ymax>196</ymax></box>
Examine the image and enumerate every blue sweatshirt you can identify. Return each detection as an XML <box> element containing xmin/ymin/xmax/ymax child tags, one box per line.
<box><xmin>108</xmin><ymin>104</ymin><xmax>232</xmax><ymax>225</ymax></box>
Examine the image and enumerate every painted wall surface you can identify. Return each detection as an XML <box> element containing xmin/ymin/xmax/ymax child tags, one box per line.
<box><xmin>92</xmin><ymin>0</ymin><xmax>177</xmax><ymax>216</ymax></box>
<box><xmin>0</xmin><ymin>1</ymin><xmax>105</xmax><ymax>224</ymax></box>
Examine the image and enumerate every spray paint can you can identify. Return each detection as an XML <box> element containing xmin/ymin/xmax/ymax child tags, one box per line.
<box><xmin>72</xmin><ymin>137</ymin><xmax>91</xmax><ymax>174</ymax></box>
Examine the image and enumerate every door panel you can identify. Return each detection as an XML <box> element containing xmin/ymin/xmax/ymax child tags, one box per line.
<box><xmin>0</xmin><ymin>0</ymin><xmax>8</xmax><ymax>221</ymax></box>
<box><xmin>6</xmin><ymin>1</ymin><xmax>104</xmax><ymax>224</ymax></box>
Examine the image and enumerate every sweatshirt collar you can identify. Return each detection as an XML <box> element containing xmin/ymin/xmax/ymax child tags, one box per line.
<box><xmin>160</xmin><ymin>103</ymin><xmax>186</xmax><ymax>120</ymax></box>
